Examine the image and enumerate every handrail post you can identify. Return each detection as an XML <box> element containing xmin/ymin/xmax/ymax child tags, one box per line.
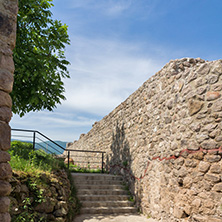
<box><xmin>68</xmin><ymin>151</ymin><xmax>70</xmax><ymax>169</ymax></box>
<box><xmin>33</xmin><ymin>131</ymin><xmax>36</xmax><ymax>150</ymax></box>
<box><xmin>102</xmin><ymin>153</ymin><xmax>104</xmax><ymax>173</ymax></box>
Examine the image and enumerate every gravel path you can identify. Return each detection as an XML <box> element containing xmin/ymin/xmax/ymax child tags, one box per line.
<box><xmin>74</xmin><ymin>214</ymin><xmax>158</xmax><ymax>222</ymax></box>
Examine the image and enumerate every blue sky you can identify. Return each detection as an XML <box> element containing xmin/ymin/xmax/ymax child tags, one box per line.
<box><xmin>11</xmin><ymin>0</ymin><xmax>222</xmax><ymax>142</ymax></box>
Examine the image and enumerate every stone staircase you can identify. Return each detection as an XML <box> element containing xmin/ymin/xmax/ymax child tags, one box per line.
<box><xmin>71</xmin><ymin>173</ymin><xmax>137</xmax><ymax>214</ymax></box>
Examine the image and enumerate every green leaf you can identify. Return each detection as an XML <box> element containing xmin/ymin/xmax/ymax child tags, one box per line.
<box><xmin>11</xmin><ymin>0</ymin><xmax>71</xmax><ymax>117</ymax></box>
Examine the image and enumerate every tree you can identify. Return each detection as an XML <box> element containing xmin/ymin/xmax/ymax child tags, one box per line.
<box><xmin>12</xmin><ymin>0</ymin><xmax>70</xmax><ymax>117</ymax></box>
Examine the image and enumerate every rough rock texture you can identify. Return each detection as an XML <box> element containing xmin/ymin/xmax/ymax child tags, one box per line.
<box><xmin>0</xmin><ymin>0</ymin><xmax>18</xmax><ymax>221</ymax></box>
<box><xmin>9</xmin><ymin>170</ymin><xmax>78</xmax><ymax>222</ymax></box>
<box><xmin>67</xmin><ymin>58</ymin><xmax>222</xmax><ymax>221</ymax></box>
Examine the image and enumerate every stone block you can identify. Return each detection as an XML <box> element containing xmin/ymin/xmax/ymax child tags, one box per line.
<box><xmin>185</xmin><ymin>159</ymin><xmax>198</xmax><ymax>168</ymax></box>
<box><xmin>212</xmin><ymin>182</ymin><xmax>222</xmax><ymax>192</ymax></box>
<box><xmin>206</xmin><ymin>92</ymin><xmax>221</xmax><ymax>101</ymax></box>
<box><xmin>0</xmin><ymin>213</ymin><xmax>10</xmax><ymax>222</ymax></box>
<box><xmin>201</xmin><ymin>140</ymin><xmax>219</xmax><ymax>150</ymax></box>
<box><xmin>210</xmin><ymin>163</ymin><xmax>221</xmax><ymax>174</ymax></box>
<box><xmin>0</xmin><ymin>69</ymin><xmax>13</xmax><ymax>93</ymax></box>
<box><xmin>0</xmin><ymin>180</ymin><xmax>11</xmax><ymax>196</ymax></box>
<box><xmin>0</xmin><ymin>163</ymin><xmax>12</xmax><ymax>180</ymax></box>
<box><xmin>188</xmin><ymin>98</ymin><xmax>204</xmax><ymax>116</ymax></box>
<box><xmin>0</xmin><ymin>121</ymin><xmax>10</xmax><ymax>151</ymax></box>
<box><xmin>196</xmin><ymin>63</ymin><xmax>210</xmax><ymax>75</ymax></box>
<box><xmin>0</xmin><ymin>197</ymin><xmax>10</xmax><ymax>213</ymax></box>
<box><xmin>3</xmin><ymin>0</ymin><xmax>19</xmax><ymax>15</ymax></box>
<box><xmin>198</xmin><ymin>161</ymin><xmax>210</xmax><ymax>173</ymax></box>
<box><xmin>0</xmin><ymin>91</ymin><xmax>12</xmax><ymax>107</ymax></box>
<box><xmin>204</xmin><ymin>173</ymin><xmax>221</xmax><ymax>183</ymax></box>
<box><xmin>0</xmin><ymin>107</ymin><xmax>11</xmax><ymax>123</ymax></box>
<box><xmin>0</xmin><ymin>150</ymin><xmax>10</xmax><ymax>163</ymax></box>
<box><xmin>205</xmin><ymin>154</ymin><xmax>221</xmax><ymax>163</ymax></box>
<box><xmin>0</xmin><ymin>12</ymin><xmax>17</xmax><ymax>48</ymax></box>
<box><xmin>207</xmin><ymin>75</ymin><xmax>219</xmax><ymax>84</ymax></box>
<box><xmin>35</xmin><ymin>197</ymin><xmax>57</xmax><ymax>213</ymax></box>
<box><xmin>173</xmin><ymin>205</ymin><xmax>187</xmax><ymax>218</ymax></box>
<box><xmin>0</xmin><ymin>53</ymin><xmax>14</xmax><ymax>73</ymax></box>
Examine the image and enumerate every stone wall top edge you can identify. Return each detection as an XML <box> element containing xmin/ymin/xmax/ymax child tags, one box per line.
<box><xmin>71</xmin><ymin>57</ymin><xmax>212</xmax><ymax>144</ymax></box>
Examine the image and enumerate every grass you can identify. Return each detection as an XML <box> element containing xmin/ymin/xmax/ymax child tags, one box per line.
<box><xmin>9</xmin><ymin>141</ymin><xmax>66</xmax><ymax>175</ymax></box>
<box><xmin>9</xmin><ymin>141</ymin><xmax>81</xmax><ymax>222</ymax></box>
<box><xmin>69</xmin><ymin>163</ymin><xmax>104</xmax><ymax>173</ymax></box>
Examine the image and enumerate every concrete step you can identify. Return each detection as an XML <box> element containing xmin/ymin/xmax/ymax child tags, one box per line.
<box><xmin>78</xmin><ymin>195</ymin><xmax>129</xmax><ymax>201</ymax></box>
<box><xmin>82</xmin><ymin>200</ymin><xmax>134</xmax><ymax>208</ymax></box>
<box><xmin>71</xmin><ymin>173</ymin><xmax>137</xmax><ymax>215</ymax></box>
<box><xmin>75</xmin><ymin>184</ymin><xmax>124</xmax><ymax>190</ymax></box>
<box><xmin>71</xmin><ymin>173</ymin><xmax>123</xmax><ymax>182</ymax></box>
<box><xmin>78</xmin><ymin>189</ymin><xmax>128</xmax><ymax>196</ymax></box>
<box><xmin>74</xmin><ymin>179</ymin><xmax>123</xmax><ymax>185</ymax></box>
<box><xmin>81</xmin><ymin>206</ymin><xmax>138</xmax><ymax>214</ymax></box>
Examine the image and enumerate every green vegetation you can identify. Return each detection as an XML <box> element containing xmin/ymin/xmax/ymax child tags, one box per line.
<box><xmin>69</xmin><ymin>163</ymin><xmax>103</xmax><ymax>173</ymax></box>
<box><xmin>9</xmin><ymin>141</ymin><xmax>66</xmax><ymax>174</ymax></box>
<box><xmin>122</xmin><ymin>181</ymin><xmax>135</xmax><ymax>203</ymax></box>
<box><xmin>9</xmin><ymin>141</ymin><xmax>80</xmax><ymax>221</ymax></box>
<box><xmin>12</xmin><ymin>0</ymin><xmax>70</xmax><ymax>117</ymax></box>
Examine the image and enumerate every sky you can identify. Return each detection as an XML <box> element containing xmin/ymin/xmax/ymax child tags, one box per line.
<box><xmin>10</xmin><ymin>0</ymin><xmax>222</xmax><ymax>143</ymax></box>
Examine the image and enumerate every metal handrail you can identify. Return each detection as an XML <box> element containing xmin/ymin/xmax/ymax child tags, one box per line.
<box><xmin>11</xmin><ymin>128</ymin><xmax>66</xmax><ymax>151</ymax></box>
<box><xmin>11</xmin><ymin>128</ymin><xmax>106</xmax><ymax>173</ymax></box>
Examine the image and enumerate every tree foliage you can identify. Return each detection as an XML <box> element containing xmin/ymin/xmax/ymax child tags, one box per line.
<box><xmin>12</xmin><ymin>0</ymin><xmax>70</xmax><ymax>117</ymax></box>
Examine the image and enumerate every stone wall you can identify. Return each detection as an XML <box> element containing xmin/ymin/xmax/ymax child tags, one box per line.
<box><xmin>0</xmin><ymin>0</ymin><xmax>18</xmax><ymax>221</ymax></box>
<box><xmin>67</xmin><ymin>58</ymin><xmax>222</xmax><ymax>221</ymax></box>
<box><xmin>10</xmin><ymin>170</ymin><xmax>78</xmax><ymax>222</ymax></box>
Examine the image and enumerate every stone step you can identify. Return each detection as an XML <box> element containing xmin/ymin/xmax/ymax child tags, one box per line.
<box><xmin>71</xmin><ymin>173</ymin><xmax>123</xmax><ymax>182</ymax></box>
<box><xmin>78</xmin><ymin>195</ymin><xmax>129</xmax><ymax>201</ymax></box>
<box><xmin>78</xmin><ymin>189</ymin><xmax>128</xmax><ymax>196</ymax></box>
<box><xmin>82</xmin><ymin>200</ymin><xmax>134</xmax><ymax>208</ymax></box>
<box><xmin>81</xmin><ymin>206</ymin><xmax>137</xmax><ymax>214</ymax></box>
<box><xmin>75</xmin><ymin>184</ymin><xmax>124</xmax><ymax>190</ymax></box>
<box><xmin>74</xmin><ymin>179</ymin><xmax>123</xmax><ymax>185</ymax></box>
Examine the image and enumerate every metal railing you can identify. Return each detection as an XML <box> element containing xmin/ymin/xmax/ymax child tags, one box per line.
<box><xmin>11</xmin><ymin>129</ymin><xmax>105</xmax><ymax>173</ymax></box>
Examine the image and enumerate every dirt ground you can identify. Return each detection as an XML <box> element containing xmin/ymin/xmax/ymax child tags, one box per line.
<box><xmin>74</xmin><ymin>214</ymin><xmax>158</xmax><ymax>222</ymax></box>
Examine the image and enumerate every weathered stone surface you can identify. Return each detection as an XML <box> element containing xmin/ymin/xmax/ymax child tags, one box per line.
<box><xmin>0</xmin><ymin>163</ymin><xmax>12</xmax><ymax>180</ymax></box>
<box><xmin>35</xmin><ymin>197</ymin><xmax>57</xmax><ymax>213</ymax></box>
<box><xmin>212</xmin><ymin>183</ymin><xmax>222</xmax><ymax>192</ymax></box>
<box><xmin>207</xmin><ymin>74</ymin><xmax>219</xmax><ymax>84</ymax></box>
<box><xmin>0</xmin><ymin>121</ymin><xmax>11</xmax><ymax>151</ymax></box>
<box><xmin>0</xmin><ymin>70</ymin><xmax>13</xmax><ymax>93</ymax></box>
<box><xmin>0</xmin><ymin>53</ymin><xmax>14</xmax><ymax>73</ymax></box>
<box><xmin>198</xmin><ymin>162</ymin><xmax>210</xmax><ymax>173</ymax></box>
<box><xmin>188</xmin><ymin>98</ymin><xmax>204</xmax><ymax>116</ymax></box>
<box><xmin>204</xmin><ymin>173</ymin><xmax>221</xmax><ymax>183</ymax></box>
<box><xmin>66</xmin><ymin>58</ymin><xmax>222</xmax><ymax>221</ymax></box>
<box><xmin>0</xmin><ymin>91</ymin><xmax>12</xmax><ymax>107</ymax></box>
<box><xmin>201</xmin><ymin>140</ymin><xmax>218</xmax><ymax>150</ymax></box>
<box><xmin>0</xmin><ymin>213</ymin><xmax>10</xmax><ymax>222</ymax></box>
<box><xmin>0</xmin><ymin>150</ymin><xmax>10</xmax><ymax>163</ymax></box>
<box><xmin>0</xmin><ymin>1</ymin><xmax>17</xmax><ymax>221</ymax></box>
<box><xmin>209</xmin><ymin>163</ymin><xmax>221</xmax><ymax>174</ymax></box>
<box><xmin>206</xmin><ymin>92</ymin><xmax>221</xmax><ymax>101</ymax></box>
<box><xmin>0</xmin><ymin>181</ymin><xmax>11</xmax><ymax>196</ymax></box>
<box><xmin>196</xmin><ymin>63</ymin><xmax>210</xmax><ymax>75</ymax></box>
<box><xmin>212</xmin><ymin>98</ymin><xmax>222</xmax><ymax>112</ymax></box>
<box><xmin>0</xmin><ymin>107</ymin><xmax>12</xmax><ymax>123</ymax></box>
<box><xmin>205</xmin><ymin>154</ymin><xmax>221</xmax><ymax>163</ymax></box>
<box><xmin>173</xmin><ymin>206</ymin><xmax>187</xmax><ymax>218</ymax></box>
<box><xmin>0</xmin><ymin>197</ymin><xmax>10</xmax><ymax>213</ymax></box>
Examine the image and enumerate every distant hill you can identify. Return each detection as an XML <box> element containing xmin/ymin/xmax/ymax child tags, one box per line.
<box><xmin>11</xmin><ymin>139</ymin><xmax>67</xmax><ymax>155</ymax></box>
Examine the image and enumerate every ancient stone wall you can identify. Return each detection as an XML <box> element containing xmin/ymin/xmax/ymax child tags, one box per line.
<box><xmin>67</xmin><ymin>58</ymin><xmax>222</xmax><ymax>221</ymax></box>
<box><xmin>0</xmin><ymin>0</ymin><xmax>18</xmax><ymax>221</ymax></box>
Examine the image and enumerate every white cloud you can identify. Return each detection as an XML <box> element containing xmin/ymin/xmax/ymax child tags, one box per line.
<box><xmin>69</xmin><ymin>0</ymin><xmax>132</xmax><ymax>16</ymax></box>
<box><xmin>63</xmin><ymin>36</ymin><xmax>165</xmax><ymax>115</ymax></box>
